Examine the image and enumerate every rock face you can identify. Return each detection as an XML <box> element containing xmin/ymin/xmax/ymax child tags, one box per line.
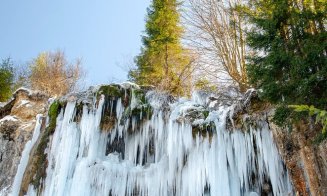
<box><xmin>14</xmin><ymin>86</ymin><xmax>294</xmax><ymax>196</ymax></box>
<box><xmin>234</xmin><ymin>90</ymin><xmax>327</xmax><ymax>196</ymax></box>
<box><xmin>0</xmin><ymin>86</ymin><xmax>326</xmax><ymax>196</ymax></box>
<box><xmin>271</xmin><ymin>120</ymin><xmax>327</xmax><ymax>196</ymax></box>
<box><xmin>0</xmin><ymin>89</ymin><xmax>48</xmax><ymax>194</ymax></box>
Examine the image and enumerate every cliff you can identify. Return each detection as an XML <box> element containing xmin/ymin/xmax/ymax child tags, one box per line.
<box><xmin>230</xmin><ymin>90</ymin><xmax>327</xmax><ymax>196</ymax></box>
<box><xmin>0</xmin><ymin>85</ymin><xmax>326</xmax><ymax>196</ymax></box>
<box><xmin>0</xmin><ymin>89</ymin><xmax>48</xmax><ymax>195</ymax></box>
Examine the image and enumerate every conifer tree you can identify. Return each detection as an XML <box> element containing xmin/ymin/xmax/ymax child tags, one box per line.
<box><xmin>129</xmin><ymin>0</ymin><xmax>192</xmax><ymax>96</ymax></box>
<box><xmin>246</xmin><ymin>0</ymin><xmax>327</xmax><ymax>108</ymax></box>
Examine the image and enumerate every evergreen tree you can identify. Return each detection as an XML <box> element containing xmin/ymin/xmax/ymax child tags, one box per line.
<box><xmin>129</xmin><ymin>0</ymin><xmax>192</xmax><ymax>96</ymax></box>
<box><xmin>0</xmin><ymin>58</ymin><xmax>14</xmax><ymax>102</ymax></box>
<box><xmin>246</xmin><ymin>0</ymin><xmax>327</xmax><ymax>109</ymax></box>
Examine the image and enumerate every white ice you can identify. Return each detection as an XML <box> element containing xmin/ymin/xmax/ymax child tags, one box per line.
<box><xmin>14</xmin><ymin>90</ymin><xmax>292</xmax><ymax>196</ymax></box>
<box><xmin>10</xmin><ymin>114</ymin><xmax>43</xmax><ymax>196</ymax></box>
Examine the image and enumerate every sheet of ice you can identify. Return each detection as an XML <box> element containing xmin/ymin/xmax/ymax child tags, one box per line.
<box><xmin>10</xmin><ymin>114</ymin><xmax>43</xmax><ymax>196</ymax></box>
<box><xmin>19</xmin><ymin>91</ymin><xmax>292</xmax><ymax>196</ymax></box>
<box><xmin>0</xmin><ymin>186</ymin><xmax>10</xmax><ymax>196</ymax></box>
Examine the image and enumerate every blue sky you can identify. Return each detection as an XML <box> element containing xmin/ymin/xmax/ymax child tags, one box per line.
<box><xmin>0</xmin><ymin>0</ymin><xmax>150</xmax><ymax>86</ymax></box>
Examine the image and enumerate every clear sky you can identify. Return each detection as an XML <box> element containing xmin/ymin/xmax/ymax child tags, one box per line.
<box><xmin>0</xmin><ymin>0</ymin><xmax>150</xmax><ymax>86</ymax></box>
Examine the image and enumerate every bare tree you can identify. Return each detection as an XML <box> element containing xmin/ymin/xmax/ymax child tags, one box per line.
<box><xmin>29</xmin><ymin>50</ymin><xmax>84</xmax><ymax>97</ymax></box>
<box><xmin>183</xmin><ymin>0</ymin><xmax>250</xmax><ymax>92</ymax></box>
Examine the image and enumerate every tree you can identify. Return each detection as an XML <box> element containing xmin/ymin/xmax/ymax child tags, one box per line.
<box><xmin>0</xmin><ymin>58</ymin><xmax>14</xmax><ymax>102</ymax></box>
<box><xmin>29</xmin><ymin>50</ymin><xmax>83</xmax><ymax>97</ymax></box>
<box><xmin>246</xmin><ymin>0</ymin><xmax>327</xmax><ymax>109</ymax></box>
<box><xmin>129</xmin><ymin>0</ymin><xmax>193</xmax><ymax>96</ymax></box>
<box><xmin>184</xmin><ymin>0</ymin><xmax>249</xmax><ymax>92</ymax></box>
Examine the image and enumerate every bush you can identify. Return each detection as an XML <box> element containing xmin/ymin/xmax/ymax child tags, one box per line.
<box><xmin>289</xmin><ymin>105</ymin><xmax>327</xmax><ymax>135</ymax></box>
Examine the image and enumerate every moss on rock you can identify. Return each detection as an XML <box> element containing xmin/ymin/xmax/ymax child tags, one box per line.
<box><xmin>97</xmin><ymin>85</ymin><xmax>124</xmax><ymax>99</ymax></box>
<box><xmin>96</xmin><ymin>84</ymin><xmax>154</xmax><ymax>133</ymax></box>
<box><xmin>32</xmin><ymin>101</ymin><xmax>61</xmax><ymax>187</ymax></box>
<box><xmin>20</xmin><ymin>101</ymin><xmax>62</xmax><ymax>194</ymax></box>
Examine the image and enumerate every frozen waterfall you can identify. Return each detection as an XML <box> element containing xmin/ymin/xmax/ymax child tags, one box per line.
<box><xmin>9</xmin><ymin>86</ymin><xmax>293</xmax><ymax>196</ymax></box>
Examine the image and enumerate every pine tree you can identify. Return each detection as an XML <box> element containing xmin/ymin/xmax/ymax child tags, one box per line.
<box><xmin>129</xmin><ymin>0</ymin><xmax>192</xmax><ymax>96</ymax></box>
<box><xmin>246</xmin><ymin>0</ymin><xmax>327</xmax><ymax>109</ymax></box>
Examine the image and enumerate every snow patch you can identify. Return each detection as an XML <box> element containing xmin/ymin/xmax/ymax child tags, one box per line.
<box><xmin>17</xmin><ymin>100</ymin><xmax>31</xmax><ymax>108</ymax></box>
<box><xmin>0</xmin><ymin>115</ymin><xmax>18</xmax><ymax>124</ymax></box>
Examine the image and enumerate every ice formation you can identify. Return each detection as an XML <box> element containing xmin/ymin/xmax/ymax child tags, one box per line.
<box><xmin>8</xmin><ymin>85</ymin><xmax>293</xmax><ymax>196</ymax></box>
<box><xmin>10</xmin><ymin>114</ymin><xmax>42</xmax><ymax>196</ymax></box>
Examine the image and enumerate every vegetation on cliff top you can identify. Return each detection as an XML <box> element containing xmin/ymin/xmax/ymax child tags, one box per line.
<box><xmin>0</xmin><ymin>0</ymin><xmax>325</xmax><ymax>138</ymax></box>
<box><xmin>290</xmin><ymin>105</ymin><xmax>327</xmax><ymax>135</ymax></box>
<box><xmin>243</xmin><ymin>0</ymin><xmax>326</xmax><ymax>136</ymax></box>
<box><xmin>0</xmin><ymin>58</ymin><xmax>14</xmax><ymax>102</ymax></box>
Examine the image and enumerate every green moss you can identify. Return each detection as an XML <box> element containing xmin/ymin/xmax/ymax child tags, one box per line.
<box><xmin>32</xmin><ymin>128</ymin><xmax>50</xmax><ymax>188</ymax></box>
<box><xmin>133</xmin><ymin>89</ymin><xmax>146</xmax><ymax>104</ymax></box>
<box><xmin>203</xmin><ymin>110</ymin><xmax>209</xmax><ymax>119</ymax></box>
<box><xmin>96</xmin><ymin>85</ymin><xmax>126</xmax><ymax>131</ymax></box>
<box><xmin>313</xmin><ymin>132</ymin><xmax>327</xmax><ymax>145</ymax></box>
<box><xmin>97</xmin><ymin>85</ymin><xmax>123</xmax><ymax>99</ymax></box>
<box><xmin>125</xmin><ymin>88</ymin><xmax>152</xmax><ymax>120</ymax></box>
<box><xmin>97</xmin><ymin>85</ymin><xmax>153</xmax><ymax>131</ymax></box>
<box><xmin>48</xmin><ymin>101</ymin><xmax>60</xmax><ymax>132</ymax></box>
<box><xmin>272</xmin><ymin>105</ymin><xmax>292</xmax><ymax>127</ymax></box>
<box><xmin>32</xmin><ymin>100</ymin><xmax>61</xmax><ymax>188</ymax></box>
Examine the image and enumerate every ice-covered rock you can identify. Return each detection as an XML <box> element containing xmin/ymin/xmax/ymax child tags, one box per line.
<box><xmin>11</xmin><ymin>85</ymin><xmax>293</xmax><ymax>196</ymax></box>
<box><xmin>0</xmin><ymin>88</ymin><xmax>48</xmax><ymax>195</ymax></box>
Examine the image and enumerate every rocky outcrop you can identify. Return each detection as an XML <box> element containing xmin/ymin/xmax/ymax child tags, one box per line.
<box><xmin>271</xmin><ymin>120</ymin><xmax>327</xmax><ymax>196</ymax></box>
<box><xmin>0</xmin><ymin>85</ymin><xmax>326</xmax><ymax>196</ymax></box>
<box><xmin>231</xmin><ymin>89</ymin><xmax>327</xmax><ymax>196</ymax></box>
<box><xmin>0</xmin><ymin>89</ymin><xmax>48</xmax><ymax>194</ymax></box>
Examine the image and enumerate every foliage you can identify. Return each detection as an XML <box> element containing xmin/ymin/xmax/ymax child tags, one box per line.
<box><xmin>272</xmin><ymin>105</ymin><xmax>292</xmax><ymax>127</ymax></box>
<box><xmin>0</xmin><ymin>58</ymin><xmax>14</xmax><ymax>101</ymax></box>
<box><xmin>97</xmin><ymin>85</ymin><xmax>123</xmax><ymax>99</ymax></box>
<box><xmin>29</xmin><ymin>50</ymin><xmax>83</xmax><ymax>97</ymax></box>
<box><xmin>245</xmin><ymin>0</ymin><xmax>327</xmax><ymax>109</ymax></box>
<box><xmin>289</xmin><ymin>105</ymin><xmax>327</xmax><ymax>135</ymax></box>
<box><xmin>129</xmin><ymin>0</ymin><xmax>193</xmax><ymax>96</ymax></box>
<box><xmin>194</xmin><ymin>78</ymin><xmax>217</xmax><ymax>92</ymax></box>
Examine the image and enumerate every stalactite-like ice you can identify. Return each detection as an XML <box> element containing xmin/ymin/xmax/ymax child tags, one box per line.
<box><xmin>10</xmin><ymin>114</ymin><xmax>42</xmax><ymax>196</ymax></box>
<box><xmin>20</xmin><ymin>89</ymin><xmax>293</xmax><ymax>196</ymax></box>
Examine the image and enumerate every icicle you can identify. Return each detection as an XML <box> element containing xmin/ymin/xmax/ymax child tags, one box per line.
<box><xmin>10</xmin><ymin>114</ymin><xmax>43</xmax><ymax>196</ymax></box>
<box><xmin>16</xmin><ymin>88</ymin><xmax>292</xmax><ymax>196</ymax></box>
